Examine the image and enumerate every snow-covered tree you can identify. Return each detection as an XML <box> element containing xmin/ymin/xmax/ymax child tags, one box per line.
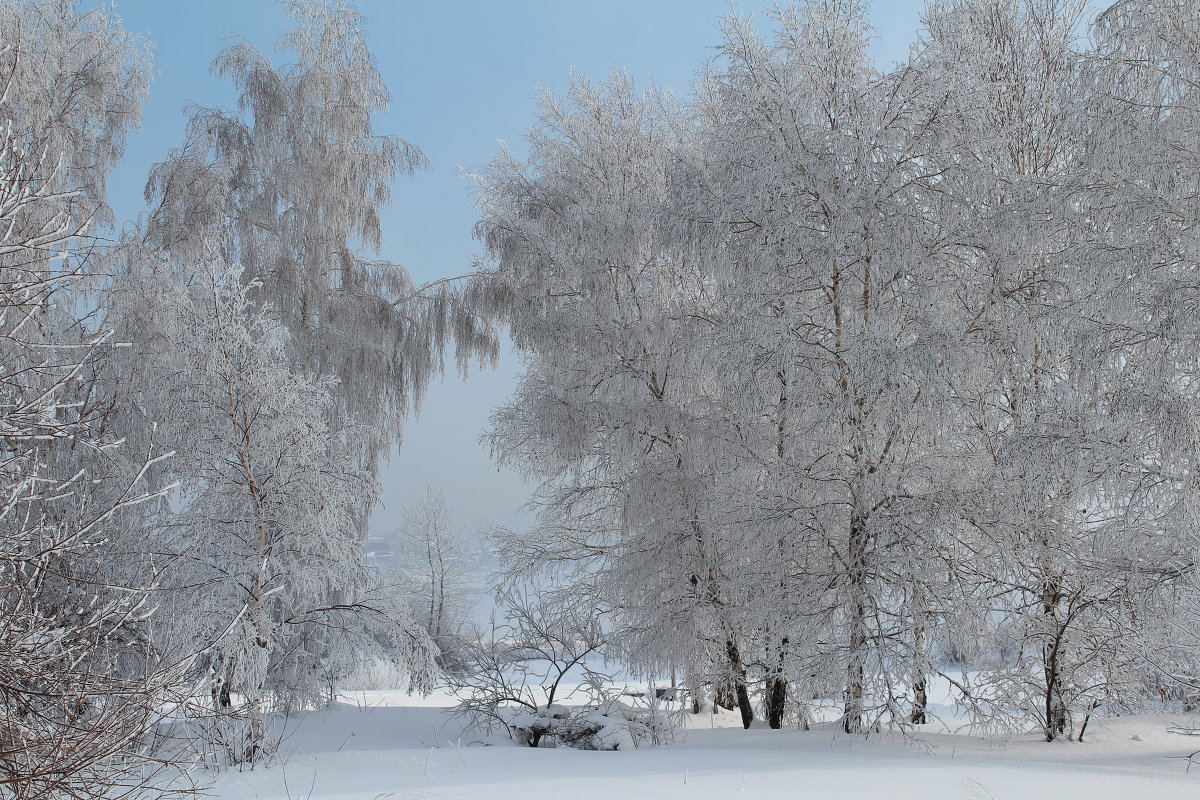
<box><xmin>674</xmin><ymin>0</ymin><xmax>991</xmax><ymax>733</ymax></box>
<box><xmin>142</xmin><ymin>0</ymin><xmax>498</xmax><ymax>468</ymax></box>
<box><xmin>108</xmin><ymin>257</ymin><xmax>435</xmax><ymax>764</ymax></box>
<box><xmin>1082</xmin><ymin>0</ymin><xmax>1200</xmax><ymax>712</ymax></box>
<box><xmin>0</xmin><ymin>2</ymin><xmax>200</xmax><ymax>796</ymax></box>
<box><xmin>393</xmin><ymin>488</ymin><xmax>479</xmax><ymax>671</ymax></box>
<box><xmin>100</xmin><ymin>0</ymin><xmax>499</xmax><ymax>762</ymax></box>
<box><xmin>911</xmin><ymin>0</ymin><xmax>1189</xmax><ymax>740</ymax></box>
<box><xmin>475</xmin><ymin>71</ymin><xmax>770</xmax><ymax>724</ymax></box>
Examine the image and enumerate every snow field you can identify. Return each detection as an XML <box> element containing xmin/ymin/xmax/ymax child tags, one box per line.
<box><xmin>211</xmin><ymin>686</ymin><xmax>1200</xmax><ymax>800</ymax></box>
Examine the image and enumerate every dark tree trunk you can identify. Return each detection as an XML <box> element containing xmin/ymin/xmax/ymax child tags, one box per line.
<box><xmin>764</xmin><ymin>676</ymin><xmax>788</xmax><ymax>729</ymax></box>
<box><xmin>726</xmin><ymin>640</ymin><xmax>754</xmax><ymax>729</ymax></box>
<box><xmin>1044</xmin><ymin>652</ymin><xmax>1069</xmax><ymax>741</ymax></box>
<box><xmin>714</xmin><ymin>683</ymin><xmax>734</xmax><ymax>712</ymax></box>
<box><xmin>735</xmin><ymin>680</ymin><xmax>753</xmax><ymax>729</ymax></box>
<box><xmin>212</xmin><ymin>660</ymin><xmax>233</xmax><ymax>709</ymax></box>
<box><xmin>1077</xmin><ymin>700</ymin><xmax>1099</xmax><ymax>742</ymax></box>
<box><xmin>763</xmin><ymin>636</ymin><xmax>789</xmax><ymax>729</ymax></box>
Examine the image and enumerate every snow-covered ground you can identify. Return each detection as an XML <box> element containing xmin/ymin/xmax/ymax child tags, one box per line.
<box><xmin>210</xmin><ymin>683</ymin><xmax>1200</xmax><ymax>800</ymax></box>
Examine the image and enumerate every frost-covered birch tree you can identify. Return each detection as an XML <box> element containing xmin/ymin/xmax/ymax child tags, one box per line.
<box><xmin>913</xmin><ymin>0</ymin><xmax>1187</xmax><ymax>740</ymax></box>
<box><xmin>108</xmin><ymin>257</ymin><xmax>434</xmax><ymax>764</ymax></box>
<box><xmin>98</xmin><ymin>0</ymin><xmax>500</xmax><ymax>762</ymax></box>
<box><xmin>477</xmin><ymin>73</ymin><xmax>766</xmax><ymax>725</ymax></box>
<box><xmin>1082</xmin><ymin>0</ymin><xmax>1200</xmax><ymax>709</ymax></box>
<box><xmin>141</xmin><ymin>0</ymin><xmax>498</xmax><ymax>463</ymax></box>
<box><xmin>0</xmin><ymin>2</ymin><xmax>200</xmax><ymax>795</ymax></box>
<box><xmin>680</xmin><ymin>0</ymin><xmax>986</xmax><ymax>733</ymax></box>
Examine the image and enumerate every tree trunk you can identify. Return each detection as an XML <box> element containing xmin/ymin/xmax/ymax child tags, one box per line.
<box><xmin>1041</xmin><ymin>573</ymin><xmax>1069</xmax><ymax>741</ymax></box>
<box><xmin>1044</xmin><ymin>643</ymin><xmax>1069</xmax><ymax>741</ymax></box>
<box><xmin>228</xmin><ymin>383</ymin><xmax>271</xmax><ymax>763</ymax></box>
<box><xmin>911</xmin><ymin>621</ymin><xmax>927</xmax><ymax>725</ymax></box>
<box><xmin>735</xmin><ymin>679</ymin><xmax>754</xmax><ymax>729</ymax></box>
<box><xmin>248</xmin><ymin>479</ymin><xmax>270</xmax><ymax>762</ymax></box>
<box><xmin>764</xmin><ymin>636</ymin><xmax>789</xmax><ymax>729</ymax></box>
<box><xmin>843</xmin><ymin>511</ymin><xmax>869</xmax><ymax>734</ymax></box>
<box><xmin>212</xmin><ymin>659</ymin><xmax>233</xmax><ymax>709</ymax></box>
<box><xmin>726</xmin><ymin>640</ymin><xmax>754</xmax><ymax>729</ymax></box>
<box><xmin>911</xmin><ymin>677</ymin><xmax>928</xmax><ymax>725</ymax></box>
<box><xmin>764</xmin><ymin>675</ymin><xmax>788</xmax><ymax>729</ymax></box>
<box><xmin>714</xmin><ymin>683</ymin><xmax>734</xmax><ymax>712</ymax></box>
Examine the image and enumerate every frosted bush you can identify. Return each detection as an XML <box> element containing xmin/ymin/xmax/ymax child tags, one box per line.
<box><xmin>509</xmin><ymin>699</ymin><xmax>663</xmax><ymax>751</ymax></box>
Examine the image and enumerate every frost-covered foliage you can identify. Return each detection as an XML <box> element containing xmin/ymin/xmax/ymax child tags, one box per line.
<box><xmin>0</xmin><ymin>2</ymin><xmax>199</xmax><ymax>797</ymax></box>
<box><xmin>475</xmin><ymin>71</ymin><xmax>762</xmax><ymax>727</ymax></box>
<box><xmin>476</xmin><ymin>0</ymin><xmax>1200</xmax><ymax>742</ymax></box>
<box><xmin>141</xmin><ymin>0</ymin><xmax>499</xmax><ymax>462</ymax></box>
<box><xmin>1085</xmin><ymin>0</ymin><xmax>1200</xmax><ymax>720</ymax></box>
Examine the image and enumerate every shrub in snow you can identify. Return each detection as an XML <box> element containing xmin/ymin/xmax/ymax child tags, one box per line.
<box><xmin>450</xmin><ymin>583</ymin><xmax>682</xmax><ymax>749</ymax></box>
<box><xmin>509</xmin><ymin>699</ymin><xmax>660</xmax><ymax>750</ymax></box>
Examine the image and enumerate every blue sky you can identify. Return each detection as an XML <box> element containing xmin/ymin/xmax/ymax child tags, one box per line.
<box><xmin>99</xmin><ymin>0</ymin><xmax>929</xmax><ymax>537</ymax></box>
